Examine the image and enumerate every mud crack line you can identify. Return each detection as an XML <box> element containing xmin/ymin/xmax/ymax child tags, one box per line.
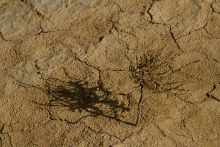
<box><xmin>169</xmin><ymin>27</ymin><xmax>181</xmax><ymax>50</ymax></box>
<box><xmin>135</xmin><ymin>86</ymin><xmax>143</xmax><ymax>126</ymax></box>
<box><xmin>84</xmin><ymin>123</ymin><xmax>122</xmax><ymax>142</ymax></box>
<box><xmin>207</xmin><ymin>84</ymin><xmax>220</xmax><ymax>102</ymax></box>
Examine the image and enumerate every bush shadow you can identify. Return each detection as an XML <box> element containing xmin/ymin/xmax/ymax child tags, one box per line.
<box><xmin>44</xmin><ymin>78</ymin><xmax>135</xmax><ymax>126</ymax></box>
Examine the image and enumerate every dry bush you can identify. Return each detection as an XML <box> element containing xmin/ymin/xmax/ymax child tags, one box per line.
<box><xmin>130</xmin><ymin>50</ymin><xmax>184</xmax><ymax>94</ymax></box>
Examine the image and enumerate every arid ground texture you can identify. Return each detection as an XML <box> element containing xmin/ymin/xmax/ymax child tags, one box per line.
<box><xmin>0</xmin><ymin>0</ymin><xmax>220</xmax><ymax>146</ymax></box>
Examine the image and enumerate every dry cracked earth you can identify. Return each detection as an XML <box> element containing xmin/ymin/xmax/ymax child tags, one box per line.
<box><xmin>0</xmin><ymin>0</ymin><xmax>220</xmax><ymax>147</ymax></box>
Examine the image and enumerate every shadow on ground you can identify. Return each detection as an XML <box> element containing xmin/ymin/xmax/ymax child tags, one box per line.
<box><xmin>37</xmin><ymin>78</ymin><xmax>135</xmax><ymax>126</ymax></box>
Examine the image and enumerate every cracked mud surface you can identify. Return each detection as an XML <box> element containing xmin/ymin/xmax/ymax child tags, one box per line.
<box><xmin>0</xmin><ymin>0</ymin><xmax>220</xmax><ymax>146</ymax></box>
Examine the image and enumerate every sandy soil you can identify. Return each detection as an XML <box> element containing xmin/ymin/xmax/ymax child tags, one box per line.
<box><xmin>0</xmin><ymin>0</ymin><xmax>220</xmax><ymax>146</ymax></box>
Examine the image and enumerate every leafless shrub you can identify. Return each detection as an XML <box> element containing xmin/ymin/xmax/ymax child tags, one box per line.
<box><xmin>130</xmin><ymin>50</ymin><xmax>184</xmax><ymax>94</ymax></box>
